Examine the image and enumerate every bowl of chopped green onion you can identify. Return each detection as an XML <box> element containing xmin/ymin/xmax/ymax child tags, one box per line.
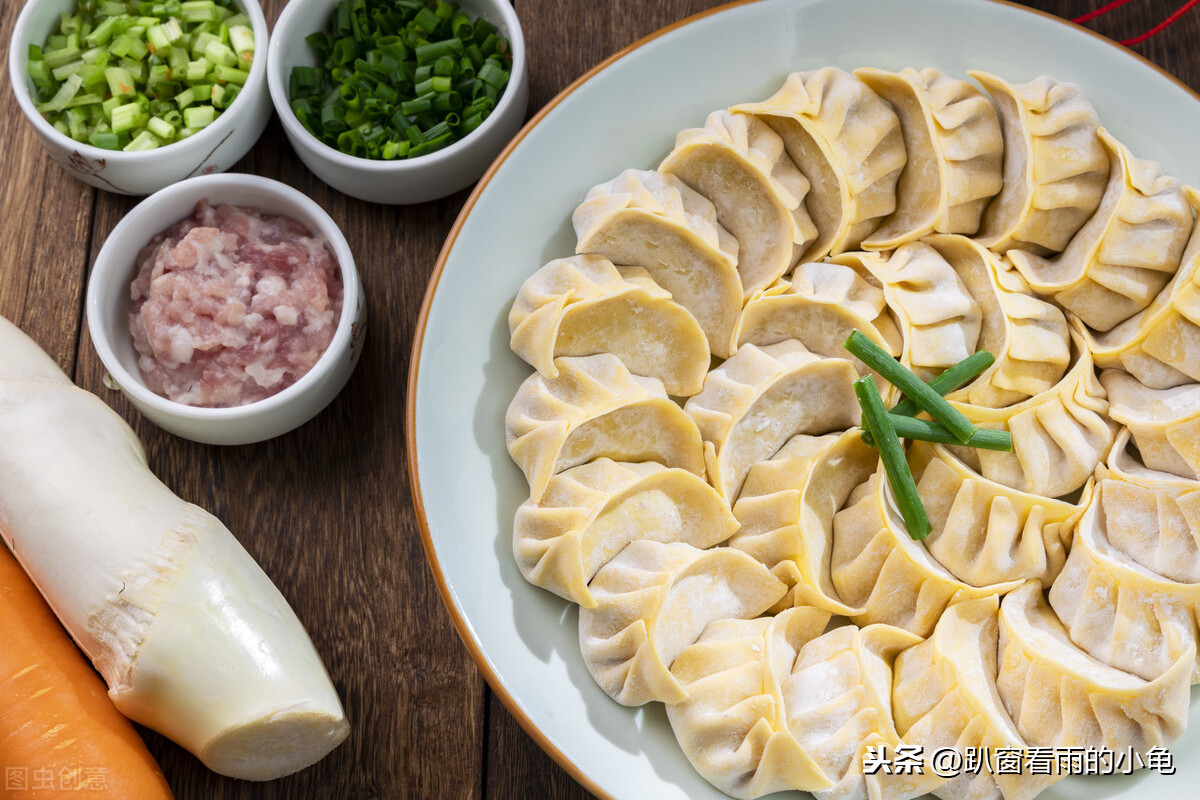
<box><xmin>9</xmin><ymin>0</ymin><xmax>272</xmax><ymax>195</ymax></box>
<box><xmin>267</xmin><ymin>0</ymin><xmax>528</xmax><ymax>205</ymax></box>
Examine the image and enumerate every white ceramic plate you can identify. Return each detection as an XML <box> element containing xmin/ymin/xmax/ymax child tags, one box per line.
<box><xmin>408</xmin><ymin>1</ymin><xmax>1200</xmax><ymax>797</ymax></box>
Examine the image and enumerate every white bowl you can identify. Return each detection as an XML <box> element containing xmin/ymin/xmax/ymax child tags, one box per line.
<box><xmin>266</xmin><ymin>0</ymin><xmax>529</xmax><ymax>204</ymax></box>
<box><xmin>9</xmin><ymin>0</ymin><xmax>272</xmax><ymax>196</ymax></box>
<box><xmin>86</xmin><ymin>173</ymin><xmax>366</xmax><ymax>445</ymax></box>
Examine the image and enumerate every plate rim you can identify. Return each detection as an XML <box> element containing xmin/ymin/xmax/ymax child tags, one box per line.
<box><xmin>404</xmin><ymin>1</ymin><xmax>1200</xmax><ymax>797</ymax></box>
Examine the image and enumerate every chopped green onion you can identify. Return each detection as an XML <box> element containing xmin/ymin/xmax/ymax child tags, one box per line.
<box><xmin>843</xmin><ymin>330</ymin><xmax>978</xmax><ymax>445</ymax></box>
<box><xmin>863</xmin><ymin>415</ymin><xmax>1013</xmax><ymax>452</ymax></box>
<box><xmin>855</xmin><ymin>375</ymin><xmax>931</xmax><ymax>540</ymax></box>
<box><xmin>891</xmin><ymin>351</ymin><xmax>995</xmax><ymax>418</ymax></box>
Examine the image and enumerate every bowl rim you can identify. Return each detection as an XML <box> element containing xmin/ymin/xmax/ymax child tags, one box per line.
<box><xmin>85</xmin><ymin>172</ymin><xmax>361</xmax><ymax>422</ymax></box>
<box><xmin>265</xmin><ymin>0</ymin><xmax>526</xmax><ymax>173</ymax></box>
<box><xmin>9</xmin><ymin>0</ymin><xmax>271</xmax><ymax>163</ymax></box>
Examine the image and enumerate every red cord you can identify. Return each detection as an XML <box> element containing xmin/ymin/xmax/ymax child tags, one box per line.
<box><xmin>1120</xmin><ymin>0</ymin><xmax>1200</xmax><ymax>44</ymax></box>
<box><xmin>1071</xmin><ymin>0</ymin><xmax>1136</xmax><ymax>24</ymax></box>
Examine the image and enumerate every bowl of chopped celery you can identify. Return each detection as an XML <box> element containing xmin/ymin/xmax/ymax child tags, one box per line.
<box><xmin>266</xmin><ymin>0</ymin><xmax>528</xmax><ymax>205</ymax></box>
<box><xmin>9</xmin><ymin>0</ymin><xmax>272</xmax><ymax>196</ymax></box>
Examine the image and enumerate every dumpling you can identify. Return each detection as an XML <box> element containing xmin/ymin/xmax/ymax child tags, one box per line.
<box><xmin>1048</xmin><ymin>482</ymin><xmax>1200</xmax><ymax>683</ymax></box>
<box><xmin>831</xmin><ymin>469</ymin><xmax>1022</xmax><ymax>638</ymax></box>
<box><xmin>667</xmin><ymin>607</ymin><xmax>835</xmax><ymax>799</ymax></box>
<box><xmin>833</xmin><ymin>243</ymin><xmax>982</xmax><ymax>382</ymax></box>
<box><xmin>736</xmin><ymin>260</ymin><xmax>904</xmax><ymax>383</ymax></box>
<box><xmin>731</xmin><ymin>67</ymin><xmax>907</xmax><ymax>258</ymax></box>
<box><xmin>731</xmin><ymin>431</ymin><xmax>878</xmax><ymax>615</ymax></box>
<box><xmin>783</xmin><ymin>623</ymin><xmax>945</xmax><ymax>800</ymax></box>
<box><xmin>1101</xmin><ymin>428</ymin><xmax>1200</xmax><ymax>583</ymax></box>
<box><xmin>1086</xmin><ymin>187</ymin><xmax>1200</xmax><ymax>388</ymax></box>
<box><xmin>854</xmin><ymin>67</ymin><xmax>1004</xmax><ymax>249</ymax></box>
<box><xmin>925</xmin><ymin>235</ymin><xmax>1070</xmax><ymax>408</ymax></box>
<box><xmin>1008</xmin><ymin>129</ymin><xmax>1193</xmax><ymax>332</ymax></box>
<box><xmin>969</xmin><ymin>72</ymin><xmax>1109</xmax><ymax>256</ymax></box>
<box><xmin>578</xmin><ymin>540</ymin><xmax>787</xmax><ymax>706</ymax></box>
<box><xmin>508</xmin><ymin>255</ymin><xmax>710</xmax><ymax>396</ymax></box>
<box><xmin>660</xmin><ymin>109</ymin><xmax>818</xmax><ymax>296</ymax></box>
<box><xmin>946</xmin><ymin>321</ymin><xmax>1115</xmax><ymax>498</ymax></box>
<box><xmin>572</xmin><ymin>169</ymin><xmax>743</xmax><ymax>357</ymax></box>
<box><xmin>997</xmin><ymin>580</ymin><xmax>1193</xmax><ymax>757</ymax></box>
<box><xmin>908</xmin><ymin>442</ymin><xmax>1087</xmax><ymax>587</ymax></box>
<box><xmin>1102</xmin><ymin>369</ymin><xmax>1200</xmax><ymax>480</ymax></box>
<box><xmin>684</xmin><ymin>341</ymin><xmax>860</xmax><ymax>502</ymax></box>
<box><xmin>506</xmin><ymin>354</ymin><xmax>705</xmax><ymax>502</ymax></box>
<box><xmin>513</xmin><ymin>459</ymin><xmax>737</xmax><ymax>607</ymax></box>
<box><xmin>892</xmin><ymin>596</ymin><xmax>1060</xmax><ymax>800</ymax></box>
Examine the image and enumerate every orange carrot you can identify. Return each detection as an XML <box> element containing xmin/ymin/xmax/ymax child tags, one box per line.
<box><xmin>0</xmin><ymin>547</ymin><xmax>174</xmax><ymax>799</ymax></box>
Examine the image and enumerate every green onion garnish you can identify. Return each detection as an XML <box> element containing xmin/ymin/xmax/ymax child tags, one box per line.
<box><xmin>28</xmin><ymin>0</ymin><xmax>251</xmax><ymax>150</ymax></box>
<box><xmin>891</xmin><ymin>351</ymin><xmax>995</xmax><ymax>418</ymax></box>
<box><xmin>843</xmin><ymin>331</ymin><xmax>978</xmax><ymax>445</ymax></box>
<box><xmin>854</xmin><ymin>375</ymin><xmax>932</xmax><ymax>540</ymax></box>
<box><xmin>288</xmin><ymin>0</ymin><xmax>514</xmax><ymax>161</ymax></box>
<box><xmin>864</xmin><ymin>415</ymin><xmax>1013</xmax><ymax>452</ymax></box>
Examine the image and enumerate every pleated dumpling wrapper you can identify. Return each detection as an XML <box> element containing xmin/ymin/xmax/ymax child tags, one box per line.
<box><xmin>1008</xmin><ymin>129</ymin><xmax>1193</xmax><ymax>332</ymax></box>
<box><xmin>684</xmin><ymin>340</ymin><xmax>860</xmax><ymax>503</ymax></box>
<box><xmin>924</xmin><ymin>235</ymin><xmax>1070</xmax><ymax>408</ymax></box>
<box><xmin>946</xmin><ymin>321</ymin><xmax>1115</xmax><ymax>498</ymax></box>
<box><xmin>731</xmin><ymin>67</ymin><xmax>907</xmax><ymax>258</ymax></box>
<box><xmin>732</xmin><ymin>431</ymin><xmax>877</xmax><ymax>616</ymax></box>
<box><xmin>578</xmin><ymin>540</ymin><xmax>786</xmax><ymax>706</ymax></box>
<box><xmin>1048</xmin><ymin>481</ymin><xmax>1200</xmax><ymax>683</ymax></box>
<box><xmin>666</xmin><ymin>607</ymin><xmax>835</xmax><ymax>799</ymax></box>
<box><xmin>1101</xmin><ymin>428</ymin><xmax>1200</xmax><ymax>583</ymax></box>
<box><xmin>892</xmin><ymin>596</ymin><xmax>1061</xmax><ymax>800</ymax></box>
<box><xmin>1102</xmin><ymin>369</ymin><xmax>1200</xmax><ymax>480</ymax></box>
<box><xmin>736</xmin><ymin>260</ymin><xmax>903</xmax><ymax>380</ymax></box>
<box><xmin>908</xmin><ymin>442</ymin><xmax>1087</xmax><ymax>587</ymax></box>
<box><xmin>782</xmin><ymin>624</ymin><xmax>946</xmax><ymax>800</ymax></box>
<box><xmin>506</xmin><ymin>354</ymin><xmax>704</xmax><ymax>503</ymax></box>
<box><xmin>854</xmin><ymin>66</ymin><xmax>1004</xmax><ymax>250</ymax></box>
<box><xmin>834</xmin><ymin>243</ymin><xmax>982</xmax><ymax>382</ymax></box>
<box><xmin>831</xmin><ymin>469</ymin><xmax>1022</xmax><ymax>638</ymax></box>
<box><xmin>1086</xmin><ymin>187</ymin><xmax>1200</xmax><ymax>389</ymax></box>
<box><xmin>969</xmin><ymin>72</ymin><xmax>1109</xmax><ymax>256</ymax></box>
<box><xmin>997</xmin><ymin>580</ymin><xmax>1193</xmax><ymax>757</ymax></box>
<box><xmin>573</xmin><ymin>169</ymin><xmax>742</xmax><ymax>357</ymax></box>
<box><xmin>660</xmin><ymin>109</ymin><xmax>818</xmax><ymax>297</ymax></box>
<box><xmin>508</xmin><ymin>255</ymin><xmax>710</xmax><ymax>397</ymax></box>
<box><xmin>513</xmin><ymin>458</ymin><xmax>737</xmax><ymax>607</ymax></box>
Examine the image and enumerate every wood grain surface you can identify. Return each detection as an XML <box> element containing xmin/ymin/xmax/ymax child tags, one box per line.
<box><xmin>2</xmin><ymin>0</ymin><xmax>1199</xmax><ymax>798</ymax></box>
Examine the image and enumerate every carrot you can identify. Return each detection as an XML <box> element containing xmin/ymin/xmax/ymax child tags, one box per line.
<box><xmin>0</xmin><ymin>546</ymin><xmax>174</xmax><ymax>799</ymax></box>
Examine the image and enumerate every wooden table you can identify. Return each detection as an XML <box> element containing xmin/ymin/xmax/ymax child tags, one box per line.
<box><xmin>2</xmin><ymin>0</ymin><xmax>1198</xmax><ymax>797</ymax></box>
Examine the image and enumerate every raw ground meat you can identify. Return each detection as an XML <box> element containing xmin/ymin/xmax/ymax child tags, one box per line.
<box><xmin>128</xmin><ymin>200</ymin><xmax>344</xmax><ymax>408</ymax></box>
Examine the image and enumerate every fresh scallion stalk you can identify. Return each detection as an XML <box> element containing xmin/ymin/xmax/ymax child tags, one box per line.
<box><xmin>854</xmin><ymin>375</ymin><xmax>931</xmax><ymax>540</ymax></box>
<box><xmin>891</xmin><ymin>351</ymin><xmax>995</xmax><ymax>418</ymax></box>
<box><xmin>863</xmin><ymin>415</ymin><xmax>1013</xmax><ymax>452</ymax></box>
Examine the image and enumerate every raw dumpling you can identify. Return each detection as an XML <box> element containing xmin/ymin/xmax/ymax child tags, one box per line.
<box><xmin>833</xmin><ymin>243</ymin><xmax>982</xmax><ymax>382</ymax></box>
<box><xmin>854</xmin><ymin>67</ymin><xmax>1004</xmax><ymax>249</ymax></box>
<box><xmin>513</xmin><ymin>459</ymin><xmax>737</xmax><ymax>607</ymax></box>
<box><xmin>731</xmin><ymin>431</ymin><xmax>877</xmax><ymax>615</ymax></box>
<box><xmin>969</xmin><ymin>72</ymin><xmax>1109</xmax><ymax>256</ymax></box>
<box><xmin>731</xmin><ymin>67</ymin><xmax>907</xmax><ymax>258</ymax></box>
<box><xmin>908</xmin><ymin>442</ymin><xmax>1087</xmax><ymax>587</ymax></box>
<box><xmin>1101</xmin><ymin>428</ymin><xmax>1200</xmax><ymax>583</ymax></box>
<box><xmin>667</xmin><ymin>607</ymin><xmax>835</xmax><ymax>799</ymax></box>
<box><xmin>572</xmin><ymin>169</ymin><xmax>743</xmax><ymax>356</ymax></box>
<box><xmin>892</xmin><ymin>596</ymin><xmax>1060</xmax><ymax>800</ymax></box>
<box><xmin>997</xmin><ymin>580</ymin><xmax>1193</xmax><ymax>757</ymax></box>
<box><xmin>660</xmin><ymin>109</ymin><xmax>818</xmax><ymax>296</ymax></box>
<box><xmin>831</xmin><ymin>470</ymin><xmax>1022</xmax><ymax>638</ymax></box>
<box><xmin>947</xmin><ymin>322</ymin><xmax>1115</xmax><ymax>498</ymax></box>
<box><xmin>579</xmin><ymin>540</ymin><xmax>787</xmax><ymax>706</ymax></box>
<box><xmin>1102</xmin><ymin>369</ymin><xmax>1200</xmax><ymax>480</ymax></box>
<box><xmin>925</xmin><ymin>235</ymin><xmax>1070</xmax><ymax>408</ymax></box>
<box><xmin>783</xmin><ymin>623</ymin><xmax>945</xmax><ymax>800</ymax></box>
<box><xmin>1086</xmin><ymin>187</ymin><xmax>1200</xmax><ymax>388</ymax></box>
<box><xmin>684</xmin><ymin>341</ymin><xmax>860</xmax><ymax>502</ymax></box>
<box><xmin>506</xmin><ymin>354</ymin><xmax>705</xmax><ymax>502</ymax></box>
<box><xmin>1048</xmin><ymin>482</ymin><xmax>1200</xmax><ymax>682</ymax></box>
<box><xmin>1008</xmin><ymin>129</ymin><xmax>1193</xmax><ymax>331</ymax></box>
<box><xmin>508</xmin><ymin>255</ymin><xmax>710</xmax><ymax>396</ymax></box>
